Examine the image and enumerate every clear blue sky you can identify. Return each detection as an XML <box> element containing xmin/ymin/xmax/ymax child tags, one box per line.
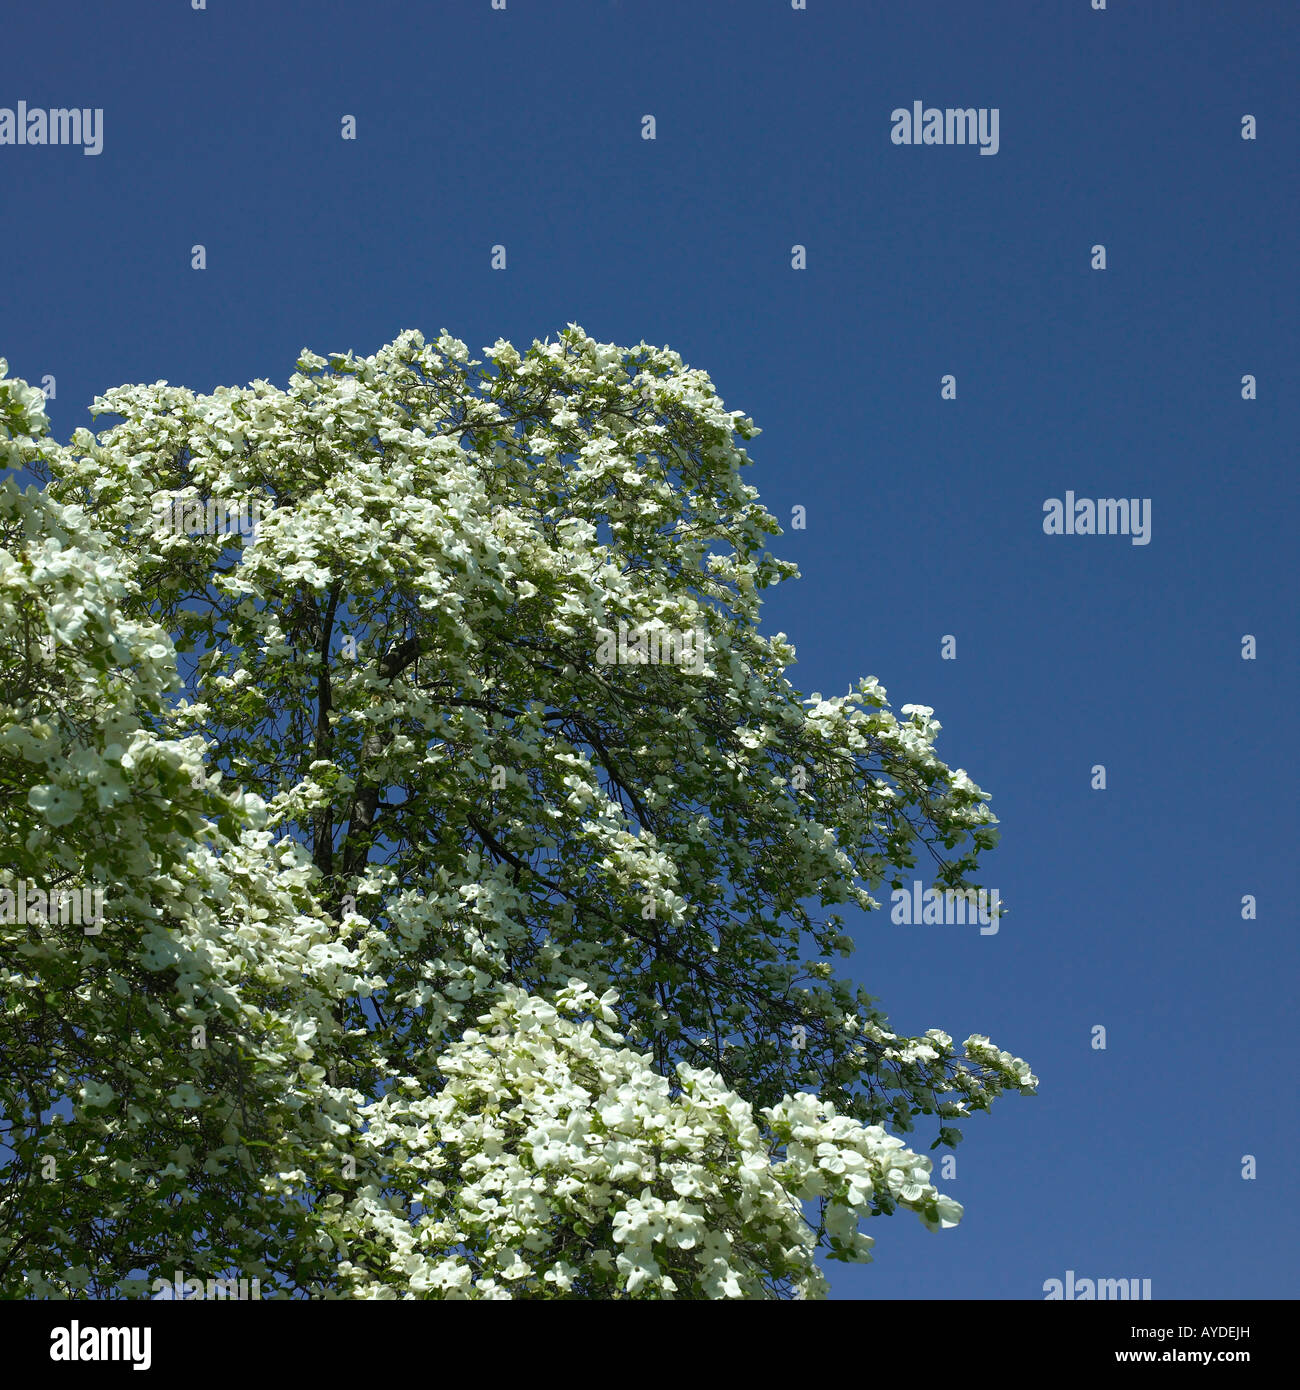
<box><xmin>4</xmin><ymin>0</ymin><xmax>1296</xmax><ymax>1300</ymax></box>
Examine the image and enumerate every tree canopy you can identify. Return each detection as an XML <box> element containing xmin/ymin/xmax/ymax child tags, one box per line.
<box><xmin>0</xmin><ymin>331</ymin><xmax>1034</xmax><ymax>1299</ymax></box>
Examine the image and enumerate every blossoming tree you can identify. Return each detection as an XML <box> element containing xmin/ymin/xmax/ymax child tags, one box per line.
<box><xmin>0</xmin><ymin>332</ymin><xmax>1034</xmax><ymax>1299</ymax></box>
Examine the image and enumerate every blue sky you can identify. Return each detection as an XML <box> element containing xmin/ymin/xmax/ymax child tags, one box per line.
<box><xmin>4</xmin><ymin>0</ymin><xmax>1296</xmax><ymax>1299</ymax></box>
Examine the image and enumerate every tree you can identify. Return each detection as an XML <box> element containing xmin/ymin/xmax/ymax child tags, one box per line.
<box><xmin>0</xmin><ymin>331</ymin><xmax>1035</xmax><ymax>1299</ymax></box>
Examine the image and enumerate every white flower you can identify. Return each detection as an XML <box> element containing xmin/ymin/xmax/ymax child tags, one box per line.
<box><xmin>79</xmin><ymin>1080</ymin><xmax>115</xmax><ymax>1108</ymax></box>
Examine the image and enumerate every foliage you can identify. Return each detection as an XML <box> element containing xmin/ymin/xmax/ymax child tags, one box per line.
<box><xmin>0</xmin><ymin>335</ymin><xmax>1034</xmax><ymax>1298</ymax></box>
